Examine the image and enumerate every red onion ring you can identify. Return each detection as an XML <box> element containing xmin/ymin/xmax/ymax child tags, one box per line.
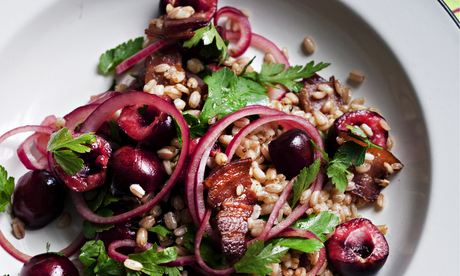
<box><xmin>0</xmin><ymin>230</ymin><xmax>85</xmax><ymax>263</ymax></box>
<box><xmin>194</xmin><ymin>209</ymin><xmax>235</xmax><ymax>275</ymax></box>
<box><xmin>108</xmin><ymin>239</ymin><xmax>137</xmax><ymax>262</ymax></box>
<box><xmin>89</xmin><ymin>91</ymin><xmax>120</xmax><ymax>105</ymax></box>
<box><xmin>214</xmin><ymin>6</ymin><xmax>252</xmax><ymax>57</ymax></box>
<box><xmin>278</xmin><ymin>228</ymin><xmax>327</xmax><ymax>276</ymax></box>
<box><xmin>164</xmin><ymin>255</ymin><xmax>196</xmax><ymax>267</ymax></box>
<box><xmin>17</xmin><ymin>133</ymin><xmax>49</xmax><ymax>170</ymax></box>
<box><xmin>0</xmin><ymin>125</ymin><xmax>54</xmax><ymax>145</ymax></box>
<box><xmin>266</xmin><ymin>174</ymin><xmax>324</xmax><ymax>240</ymax></box>
<box><xmin>115</xmin><ymin>39</ymin><xmax>176</xmax><ymax>75</ymax></box>
<box><xmin>225</xmin><ymin>114</ymin><xmax>324</xmax><ymax>162</ymax></box>
<box><xmin>73</xmin><ymin>92</ymin><xmax>189</xmax><ymax>224</ymax></box>
<box><xmin>257</xmin><ymin>179</ymin><xmax>293</xmax><ymax>241</ymax></box>
<box><xmin>186</xmin><ymin>106</ymin><xmax>283</xmax><ymax>226</ymax></box>
<box><xmin>64</xmin><ymin>104</ymin><xmax>99</xmax><ymax>131</ymax></box>
<box><xmin>267</xmin><ymin>85</ymin><xmax>287</xmax><ymax>101</ymax></box>
<box><xmin>225</xmin><ymin>31</ymin><xmax>290</xmax><ymax>67</ymax></box>
<box><xmin>251</xmin><ymin>33</ymin><xmax>290</xmax><ymax>67</ymax></box>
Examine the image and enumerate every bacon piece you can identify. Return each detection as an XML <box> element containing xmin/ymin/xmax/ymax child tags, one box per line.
<box><xmin>339</xmin><ymin>133</ymin><xmax>403</xmax><ymax>202</ymax></box>
<box><xmin>204</xmin><ymin>159</ymin><xmax>256</xmax><ymax>257</ymax></box>
<box><xmin>146</xmin><ymin>0</ymin><xmax>217</xmax><ymax>40</ymax></box>
<box><xmin>144</xmin><ymin>52</ymin><xmax>184</xmax><ymax>86</ymax></box>
<box><xmin>298</xmin><ymin>76</ymin><xmax>344</xmax><ymax>113</ymax></box>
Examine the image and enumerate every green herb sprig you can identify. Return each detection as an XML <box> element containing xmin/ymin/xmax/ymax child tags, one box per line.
<box><xmin>244</xmin><ymin>61</ymin><xmax>330</xmax><ymax>92</ymax></box>
<box><xmin>47</xmin><ymin>127</ymin><xmax>96</xmax><ymax>175</ymax></box>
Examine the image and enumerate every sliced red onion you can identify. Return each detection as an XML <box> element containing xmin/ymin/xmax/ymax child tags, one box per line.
<box><xmin>40</xmin><ymin>115</ymin><xmax>58</xmax><ymax>128</ymax></box>
<box><xmin>251</xmin><ymin>33</ymin><xmax>290</xmax><ymax>67</ymax></box>
<box><xmin>214</xmin><ymin>6</ymin><xmax>252</xmax><ymax>57</ymax></box>
<box><xmin>64</xmin><ymin>104</ymin><xmax>99</xmax><ymax>131</ymax></box>
<box><xmin>164</xmin><ymin>255</ymin><xmax>196</xmax><ymax>267</ymax></box>
<box><xmin>186</xmin><ymin>106</ymin><xmax>283</xmax><ymax>225</ymax></box>
<box><xmin>194</xmin><ymin>209</ymin><xmax>235</xmax><ymax>275</ymax></box>
<box><xmin>266</xmin><ymin>176</ymin><xmax>323</xmax><ymax>240</ymax></box>
<box><xmin>257</xmin><ymin>179</ymin><xmax>293</xmax><ymax>241</ymax></box>
<box><xmin>73</xmin><ymin>92</ymin><xmax>189</xmax><ymax>224</ymax></box>
<box><xmin>225</xmin><ymin>31</ymin><xmax>290</xmax><ymax>68</ymax></box>
<box><xmin>267</xmin><ymin>85</ymin><xmax>287</xmax><ymax>101</ymax></box>
<box><xmin>278</xmin><ymin>228</ymin><xmax>326</xmax><ymax>276</ymax></box>
<box><xmin>225</xmin><ymin>114</ymin><xmax>324</xmax><ymax>162</ymax></box>
<box><xmin>0</xmin><ymin>125</ymin><xmax>54</xmax><ymax>145</ymax></box>
<box><xmin>17</xmin><ymin>133</ymin><xmax>49</xmax><ymax>170</ymax></box>
<box><xmin>108</xmin><ymin>239</ymin><xmax>137</xmax><ymax>262</ymax></box>
<box><xmin>0</xmin><ymin>230</ymin><xmax>85</xmax><ymax>263</ymax></box>
<box><xmin>115</xmin><ymin>39</ymin><xmax>176</xmax><ymax>75</ymax></box>
<box><xmin>89</xmin><ymin>91</ymin><xmax>120</xmax><ymax>104</ymax></box>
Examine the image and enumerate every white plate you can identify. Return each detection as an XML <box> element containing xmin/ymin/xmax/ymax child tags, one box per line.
<box><xmin>0</xmin><ymin>0</ymin><xmax>458</xmax><ymax>275</ymax></box>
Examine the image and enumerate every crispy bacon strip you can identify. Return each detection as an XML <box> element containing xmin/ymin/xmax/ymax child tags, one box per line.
<box><xmin>204</xmin><ymin>159</ymin><xmax>256</xmax><ymax>257</ymax></box>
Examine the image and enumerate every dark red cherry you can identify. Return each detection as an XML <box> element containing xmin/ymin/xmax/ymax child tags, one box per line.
<box><xmin>268</xmin><ymin>129</ymin><xmax>314</xmax><ymax>179</ymax></box>
<box><xmin>52</xmin><ymin>135</ymin><xmax>111</xmax><ymax>192</ymax></box>
<box><xmin>112</xmin><ymin>146</ymin><xmax>166</xmax><ymax>194</ymax></box>
<box><xmin>117</xmin><ymin>105</ymin><xmax>176</xmax><ymax>149</ymax></box>
<box><xmin>326</xmin><ymin>218</ymin><xmax>389</xmax><ymax>276</ymax></box>
<box><xmin>327</xmin><ymin>110</ymin><xmax>389</xmax><ymax>153</ymax></box>
<box><xmin>13</xmin><ymin>170</ymin><xmax>65</xmax><ymax>229</ymax></box>
<box><xmin>20</xmin><ymin>253</ymin><xmax>78</xmax><ymax>276</ymax></box>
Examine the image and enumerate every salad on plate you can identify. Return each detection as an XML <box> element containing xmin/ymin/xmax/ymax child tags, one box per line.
<box><xmin>0</xmin><ymin>1</ymin><xmax>404</xmax><ymax>275</ymax></box>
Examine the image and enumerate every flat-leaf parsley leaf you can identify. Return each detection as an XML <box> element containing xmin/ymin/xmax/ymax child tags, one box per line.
<box><xmin>200</xmin><ymin>68</ymin><xmax>268</xmax><ymax>123</ymax></box>
<box><xmin>292</xmin><ymin>211</ymin><xmax>340</xmax><ymax>242</ymax></box>
<box><xmin>79</xmin><ymin>240</ymin><xmax>123</xmax><ymax>276</ymax></box>
<box><xmin>291</xmin><ymin>159</ymin><xmax>321</xmax><ymax>207</ymax></box>
<box><xmin>47</xmin><ymin>128</ymin><xmax>96</xmax><ymax>175</ymax></box>
<box><xmin>234</xmin><ymin>240</ymin><xmax>288</xmax><ymax>276</ymax></box>
<box><xmin>128</xmin><ymin>244</ymin><xmax>181</xmax><ymax>276</ymax></box>
<box><xmin>245</xmin><ymin>61</ymin><xmax>330</xmax><ymax>92</ymax></box>
<box><xmin>0</xmin><ymin>165</ymin><xmax>14</xmax><ymax>212</ymax></box>
<box><xmin>183</xmin><ymin>23</ymin><xmax>228</xmax><ymax>62</ymax></box>
<box><xmin>98</xmin><ymin>37</ymin><xmax>144</xmax><ymax>74</ymax></box>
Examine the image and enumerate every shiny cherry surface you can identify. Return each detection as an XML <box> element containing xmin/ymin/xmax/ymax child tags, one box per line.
<box><xmin>326</xmin><ymin>218</ymin><xmax>389</xmax><ymax>276</ymax></box>
<box><xmin>20</xmin><ymin>253</ymin><xmax>78</xmax><ymax>276</ymax></box>
<box><xmin>112</xmin><ymin>146</ymin><xmax>166</xmax><ymax>194</ymax></box>
<box><xmin>268</xmin><ymin>128</ymin><xmax>314</xmax><ymax>179</ymax></box>
<box><xmin>13</xmin><ymin>170</ymin><xmax>65</xmax><ymax>229</ymax></box>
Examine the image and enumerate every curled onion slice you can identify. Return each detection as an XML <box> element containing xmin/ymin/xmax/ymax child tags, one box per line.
<box><xmin>116</xmin><ymin>39</ymin><xmax>176</xmax><ymax>75</ymax></box>
<box><xmin>64</xmin><ymin>104</ymin><xmax>99</xmax><ymax>131</ymax></box>
<box><xmin>0</xmin><ymin>230</ymin><xmax>85</xmax><ymax>263</ymax></box>
<box><xmin>214</xmin><ymin>6</ymin><xmax>252</xmax><ymax>57</ymax></box>
<box><xmin>0</xmin><ymin>125</ymin><xmax>54</xmax><ymax>145</ymax></box>
<box><xmin>17</xmin><ymin>133</ymin><xmax>49</xmax><ymax>170</ymax></box>
<box><xmin>73</xmin><ymin>91</ymin><xmax>189</xmax><ymax>224</ymax></box>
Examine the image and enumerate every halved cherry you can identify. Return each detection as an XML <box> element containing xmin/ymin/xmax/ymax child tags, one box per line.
<box><xmin>326</xmin><ymin>218</ymin><xmax>389</xmax><ymax>276</ymax></box>
<box><xmin>327</xmin><ymin>110</ymin><xmax>389</xmax><ymax>153</ymax></box>
<box><xmin>117</xmin><ymin>105</ymin><xmax>176</xmax><ymax>149</ymax></box>
<box><xmin>53</xmin><ymin>135</ymin><xmax>111</xmax><ymax>192</ymax></box>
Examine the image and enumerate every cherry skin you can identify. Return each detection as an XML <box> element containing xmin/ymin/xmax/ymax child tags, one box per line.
<box><xmin>268</xmin><ymin>129</ymin><xmax>314</xmax><ymax>179</ymax></box>
<box><xmin>111</xmin><ymin>146</ymin><xmax>166</xmax><ymax>194</ymax></box>
<box><xmin>13</xmin><ymin>170</ymin><xmax>65</xmax><ymax>229</ymax></box>
<box><xmin>20</xmin><ymin>253</ymin><xmax>78</xmax><ymax>276</ymax></box>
